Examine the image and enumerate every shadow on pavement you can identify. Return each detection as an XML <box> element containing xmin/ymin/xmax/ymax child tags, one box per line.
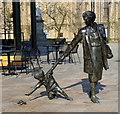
<box><xmin>63</xmin><ymin>78</ymin><xmax>106</xmax><ymax>96</ymax></box>
<box><xmin>30</xmin><ymin>91</ymin><xmax>70</xmax><ymax>101</ymax></box>
<box><xmin>114</xmin><ymin>60</ymin><xmax>120</xmax><ymax>62</ymax></box>
<box><xmin>28</xmin><ymin>78</ymin><xmax>106</xmax><ymax>101</ymax></box>
<box><xmin>30</xmin><ymin>91</ymin><xmax>47</xmax><ymax>101</ymax></box>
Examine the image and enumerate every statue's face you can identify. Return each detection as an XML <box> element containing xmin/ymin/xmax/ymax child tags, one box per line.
<box><xmin>83</xmin><ymin>15</ymin><xmax>94</xmax><ymax>26</ymax></box>
<box><xmin>32</xmin><ymin>70</ymin><xmax>44</xmax><ymax>81</ymax></box>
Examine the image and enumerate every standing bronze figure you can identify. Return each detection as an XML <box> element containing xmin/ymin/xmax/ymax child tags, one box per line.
<box><xmin>59</xmin><ymin>11</ymin><xmax>112</xmax><ymax>103</ymax></box>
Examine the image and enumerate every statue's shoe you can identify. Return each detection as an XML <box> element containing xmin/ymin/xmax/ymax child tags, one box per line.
<box><xmin>90</xmin><ymin>96</ymin><xmax>100</xmax><ymax>103</ymax></box>
<box><xmin>95</xmin><ymin>95</ymin><xmax>100</xmax><ymax>100</ymax></box>
<box><xmin>89</xmin><ymin>91</ymin><xmax>100</xmax><ymax>100</ymax></box>
<box><xmin>48</xmin><ymin>94</ymin><xmax>56</xmax><ymax>100</ymax></box>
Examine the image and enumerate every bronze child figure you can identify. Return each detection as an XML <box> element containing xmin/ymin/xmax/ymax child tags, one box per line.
<box><xmin>25</xmin><ymin>69</ymin><xmax>73</xmax><ymax>101</ymax></box>
<box><xmin>59</xmin><ymin>11</ymin><xmax>112</xmax><ymax>103</ymax></box>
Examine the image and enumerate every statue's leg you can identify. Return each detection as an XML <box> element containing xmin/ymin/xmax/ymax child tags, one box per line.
<box><xmin>89</xmin><ymin>74</ymin><xmax>100</xmax><ymax>103</ymax></box>
<box><xmin>48</xmin><ymin>91</ymin><xmax>56</xmax><ymax>100</ymax></box>
<box><xmin>94</xmin><ymin>82</ymin><xmax>99</xmax><ymax>99</ymax></box>
<box><xmin>57</xmin><ymin>88</ymin><xmax>73</xmax><ymax>101</ymax></box>
<box><xmin>89</xmin><ymin>82</ymin><xmax>99</xmax><ymax>100</ymax></box>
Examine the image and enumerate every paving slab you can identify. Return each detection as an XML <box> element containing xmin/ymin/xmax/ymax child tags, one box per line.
<box><xmin>0</xmin><ymin>43</ymin><xmax>119</xmax><ymax>112</ymax></box>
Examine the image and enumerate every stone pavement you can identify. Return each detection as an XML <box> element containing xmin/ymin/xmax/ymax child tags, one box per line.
<box><xmin>1</xmin><ymin>43</ymin><xmax>119</xmax><ymax>112</ymax></box>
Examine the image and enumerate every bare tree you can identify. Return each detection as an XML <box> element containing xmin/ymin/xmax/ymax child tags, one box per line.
<box><xmin>67</xmin><ymin>2</ymin><xmax>82</xmax><ymax>34</ymax></box>
<box><xmin>5</xmin><ymin>6</ymin><xmax>13</xmax><ymax>39</ymax></box>
<box><xmin>1</xmin><ymin>3</ymin><xmax>13</xmax><ymax>39</ymax></box>
<box><xmin>43</xmin><ymin>2</ymin><xmax>68</xmax><ymax>38</ymax></box>
<box><xmin>38</xmin><ymin>2</ymin><xmax>81</xmax><ymax>38</ymax></box>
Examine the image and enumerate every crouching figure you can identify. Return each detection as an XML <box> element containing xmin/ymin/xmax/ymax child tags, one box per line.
<box><xmin>25</xmin><ymin>69</ymin><xmax>73</xmax><ymax>101</ymax></box>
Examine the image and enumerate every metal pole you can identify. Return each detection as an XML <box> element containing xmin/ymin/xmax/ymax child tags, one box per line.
<box><xmin>91</xmin><ymin>0</ymin><xmax>93</xmax><ymax>11</ymax></box>
<box><xmin>93</xmin><ymin>0</ymin><xmax>95</xmax><ymax>12</ymax></box>
<box><xmin>12</xmin><ymin>2</ymin><xmax>21</xmax><ymax>50</ymax></box>
<box><xmin>30</xmin><ymin>1</ymin><xmax>37</xmax><ymax>49</ymax></box>
<box><xmin>99</xmin><ymin>1</ymin><xmax>101</xmax><ymax>23</ymax></box>
<box><xmin>91</xmin><ymin>0</ymin><xmax>95</xmax><ymax>12</ymax></box>
<box><xmin>107</xmin><ymin>2</ymin><xmax>110</xmax><ymax>42</ymax></box>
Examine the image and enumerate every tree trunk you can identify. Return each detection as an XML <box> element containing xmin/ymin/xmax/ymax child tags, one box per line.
<box><xmin>57</xmin><ymin>29</ymin><xmax>61</xmax><ymax>38</ymax></box>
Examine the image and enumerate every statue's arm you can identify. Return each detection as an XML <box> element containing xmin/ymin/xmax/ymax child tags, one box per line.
<box><xmin>60</xmin><ymin>29</ymin><xmax>83</xmax><ymax>60</ymax></box>
<box><xmin>25</xmin><ymin>82</ymin><xmax>43</xmax><ymax>96</ymax></box>
<box><xmin>98</xmin><ymin>24</ymin><xmax>107</xmax><ymax>42</ymax></box>
<box><xmin>45</xmin><ymin>29</ymin><xmax>83</xmax><ymax>74</ymax></box>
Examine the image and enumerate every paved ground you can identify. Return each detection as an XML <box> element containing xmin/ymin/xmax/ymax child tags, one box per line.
<box><xmin>0</xmin><ymin>43</ymin><xmax>119</xmax><ymax>112</ymax></box>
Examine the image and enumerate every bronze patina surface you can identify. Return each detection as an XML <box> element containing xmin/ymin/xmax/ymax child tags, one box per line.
<box><xmin>59</xmin><ymin>11</ymin><xmax>111</xmax><ymax>103</ymax></box>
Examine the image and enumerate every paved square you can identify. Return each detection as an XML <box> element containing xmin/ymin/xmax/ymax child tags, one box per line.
<box><xmin>1</xmin><ymin>43</ymin><xmax>119</xmax><ymax>112</ymax></box>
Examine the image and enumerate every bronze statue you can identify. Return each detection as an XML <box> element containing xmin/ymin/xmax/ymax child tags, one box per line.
<box><xmin>25</xmin><ymin>11</ymin><xmax>112</xmax><ymax>103</ymax></box>
<box><xmin>25</xmin><ymin>68</ymin><xmax>73</xmax><ymax>101</ymax></box>
<box><xmin>59</xmin><ymin>11</ymin><xmax>111</xmax><ymax>103</ymax></box>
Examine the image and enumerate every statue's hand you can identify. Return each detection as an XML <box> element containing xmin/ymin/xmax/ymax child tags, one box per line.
<box><xmin>46</xmin><ymin>70</ymin><xmax>53</xmax><ymax>76</ymax></box>
<box><xmin>25</xmin><ymin>93</ymin><xmax>31</xmax><ymax>96</ymax></box>
<box><xmin>66</xmin><ymin>96</ymin><xmax>73</xmax><ymax>101</ymax></box>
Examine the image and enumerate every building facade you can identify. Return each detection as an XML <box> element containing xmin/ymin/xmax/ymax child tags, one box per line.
<box><xmin>0</xmin><ymin>1</ymin><xmax>120</xmax><ymax>42</ymax></box>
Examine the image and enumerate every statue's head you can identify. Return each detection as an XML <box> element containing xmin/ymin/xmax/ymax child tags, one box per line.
<box><xmin>82</xmin><ymin>11</ymin><xmax>96</xmax><ymax>26</ymax></box>
<box><xmin>32</xmin><ymin>69</ymin><xmax>45</xmax><ymax>81</ymax></box>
